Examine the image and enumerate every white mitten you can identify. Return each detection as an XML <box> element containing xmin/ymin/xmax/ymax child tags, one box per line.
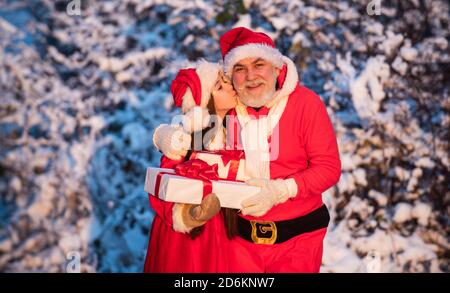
<box><xmin>152</xmin><ymin>124</ymin><xmax>191</xmax><ymax>160</ymax></box>
<box><xmin>241</xmin><ymin>178</ymin><xmax>298</xmax><ymax>217</ymax></box>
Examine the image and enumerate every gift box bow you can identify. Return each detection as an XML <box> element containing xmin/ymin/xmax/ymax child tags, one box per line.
<box><xmin>190</xmin><ymin>150</ymin><xmax>245</xmax><ymax>181</ymax></box>
<box><xmin>154</xmin><ymin>159</ymin><xmax>219</xmax><ymax>199</ymax></box>
<box><xmin>174</xmin><ymin>159</ymin><xmax>219</xmax><ymax>181</ymax></box>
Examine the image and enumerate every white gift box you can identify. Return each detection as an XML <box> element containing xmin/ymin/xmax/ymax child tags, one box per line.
<box><xmin>144</xmin><ymin>167</ymin><xmax>260</xmax><ymax>209</ymax></box>
<box><xmin>190</xmin><ymin>151</ymin><xmax>250</xmax><ymax>181</ymax></box>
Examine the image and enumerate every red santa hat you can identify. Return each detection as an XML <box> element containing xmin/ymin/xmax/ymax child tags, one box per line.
<box><xmin>170</xmin><ymin>60</ymin><xmax>221</xmax><ymax>132</ymax></box>
<box><xmin>220</xmin><ymin>27</ymin><xmax>284</xmax><ymax>75</ymax></box>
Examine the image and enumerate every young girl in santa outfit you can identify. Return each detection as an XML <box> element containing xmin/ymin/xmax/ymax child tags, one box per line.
<box><xmin>143</xmin><ymin>60</ymin><xmax>238</xmax><ymax>272</ymax></box>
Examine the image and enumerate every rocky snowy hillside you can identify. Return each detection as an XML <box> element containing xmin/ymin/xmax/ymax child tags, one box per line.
<box><xmin>0</xmin><ymin>0</ymin><xmax>448</xmax><ymax>272</ymax></box>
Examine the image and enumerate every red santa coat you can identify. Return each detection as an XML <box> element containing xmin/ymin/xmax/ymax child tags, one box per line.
<box><xmin>143</xmin><ymin>156</ymin><xmax>230</xmax><ymax>273</ymax></box>
<box><xmin>224</xmin><ymin>60</ymin><xmax>341</xmax><ymax>272</ymax></box>
<box><xmin>226</xmin><ymin>85</ymin><xmax>341</xmax><ymax>221</ymax></box>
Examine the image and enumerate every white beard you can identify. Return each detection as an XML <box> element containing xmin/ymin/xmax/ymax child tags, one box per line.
<box><xmin>239</xmin><ymin>89</ymin><xmax>276</xmax><ymax>108</ymax></box>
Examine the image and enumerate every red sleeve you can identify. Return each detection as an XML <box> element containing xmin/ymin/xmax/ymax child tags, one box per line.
<box><xmin>148</xmin><ymin>155</ymin><xmax>185</xmax><ymax>226</ymax></box>
<box><xmin>160</xmin><ymin>155</ymin><xmax>184</xmax><ymax>169</ymax></box>
<box><xmin>288</xmin><ymin>93</ymin><xmax>341</xmax><ymax>199</ymax></box>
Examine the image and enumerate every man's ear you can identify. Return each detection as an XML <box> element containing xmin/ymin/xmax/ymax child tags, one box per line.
<box><xmin>275</xmin><ymin>64</ymin><xmax>287</xmax><ymax>90</ymax></box>
<box><xmin>275</xmin><ymin>67</ymin><xmax>281</xmax><ymax>77</ymax></box>
<box><xmin>275</xmin><ymin>67</ymin><xmax>281</xmax><ymax>89</ymax></box>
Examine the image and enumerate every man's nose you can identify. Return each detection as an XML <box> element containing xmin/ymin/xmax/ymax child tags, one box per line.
<box><xmin>246</xmin><ymin>68</ymin><xmax>257</xmax><ymax>80</ymax></box>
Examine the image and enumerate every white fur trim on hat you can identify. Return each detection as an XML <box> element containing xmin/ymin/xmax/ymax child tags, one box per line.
<box><xmin>223</xmin><ymin>43</ymin><xmax>284</xmax><ymax>75</ymax></box>
<box><xmin>181</xmin><ymin>88</ymin><xmax>196</xmax><ymax>114</ymax></box>
<box><xmin>180</xmin><ymin>61</ymin><xmax>221</xmax><ymax>114</ymax></box>
<box><xmin>179</xmin><ymin>61</ymin><xmax>220</xmax><ymax>133</ymax></box>
<box><xmin>195</xmin><ymin>60</ymin><xmax>221</xmax><ymax>108</ymax></box>
<box><xmin>182</xmin><ymin>106</ymin><xmax>211</xmax><ymax>133</ymax></box>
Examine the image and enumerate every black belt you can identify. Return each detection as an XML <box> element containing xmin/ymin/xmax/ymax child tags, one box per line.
<box><xmin>237</xmin><ymin>205</ymin><xmax>330</xmax><ymax>244</ymax></box>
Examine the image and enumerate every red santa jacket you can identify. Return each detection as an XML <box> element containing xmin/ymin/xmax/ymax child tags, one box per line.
<box><xmin>225</xmin><ymin>84</ymin><xmax>341</xmax><ymax>221</ymax></box>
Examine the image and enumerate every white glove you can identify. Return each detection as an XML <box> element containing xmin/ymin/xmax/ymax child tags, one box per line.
<box><xmin>241</xmin><ymin>178</ymin><xmax>298</xmax><ymax>217</ymax></box>
<box><xmin>152</xmin><ymin>124</ymin><xmax>191</xmax><ymax>160</ymax></box>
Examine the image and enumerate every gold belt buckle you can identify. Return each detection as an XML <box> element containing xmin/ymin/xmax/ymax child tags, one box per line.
<box><xmin>250</xmin><ymin>220</ymin><xmax>277</xmax><ymax>244</ymax></box>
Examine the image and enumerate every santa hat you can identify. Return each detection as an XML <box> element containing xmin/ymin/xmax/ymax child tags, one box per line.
<box><xmin>220</xmin><ymin>27</ymin><xmax>284</xmax><ymax>75</ymax></box>
<box><xmin>170</xmin><ymin>60</ymin><xmax>221</xmax><ymax>133</ymax></box>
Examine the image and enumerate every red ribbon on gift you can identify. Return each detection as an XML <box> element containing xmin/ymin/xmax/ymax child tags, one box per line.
<box><xmin>190</xmin><ymin>150</ymin><xmax>245</xmax><ymax>181</ymax></box>
<box><xmin>153</xmin><ymin>171</ymin><xmax>175</xmax><ymax>199</ymax></box>
<box><xmin>153</xmin><ymin>159</ymin><xmax>219</xmax><ymax>200</ymax></box>
<box><xmin>174</xmin><ymin>159</ymin><xmax>219</xmax><ymax>197</ymax></box>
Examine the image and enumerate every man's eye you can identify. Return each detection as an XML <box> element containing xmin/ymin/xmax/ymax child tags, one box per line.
<box><xmin>234</xmin><ymin>67</ymin><xmax>243</xmax><ymax>72</ymax></box>
<box><xmin>256</xmin><ymin>63</ymin><xmax>264</xmax><ymax>68</ymax></box>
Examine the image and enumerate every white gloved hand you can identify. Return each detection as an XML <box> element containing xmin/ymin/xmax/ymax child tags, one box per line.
<box><xmin>152</xmin><ymin>124</ymin><xmax>191</xmax><ymax>160</ymax></box>
<box><xmin>241</xmin><ymin>178</ymin><xmax>298</xmax><ymax>217</ymax></box>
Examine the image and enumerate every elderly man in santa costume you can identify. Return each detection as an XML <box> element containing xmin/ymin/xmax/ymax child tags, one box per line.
<box><xmin>153</xmin><ymin>27</ymin><xmax>341</xmax><ymax>272</ymax></box>
<box><xmin>217</xmin><ymin>27</ymin><xmax>341</xmax><ymax>272</ymax></box>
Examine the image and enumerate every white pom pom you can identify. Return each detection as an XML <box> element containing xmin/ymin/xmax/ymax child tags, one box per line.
<box><xmin>182</xmin><ymin>106</ymin><xmax>210</xmax><ymax>133</ymax></box>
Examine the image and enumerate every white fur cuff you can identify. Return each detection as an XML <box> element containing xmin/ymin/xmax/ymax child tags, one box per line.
<box><xmin>172</xmin><ymin>204</ymin><xmax>193</xmax><ymax>233</ymax></box>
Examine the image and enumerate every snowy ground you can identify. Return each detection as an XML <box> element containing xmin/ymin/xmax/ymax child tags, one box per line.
<box><xmin>0</xmin><ymin>0</ymin><xmax>448</xmax><ymax>272</ymax></box>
